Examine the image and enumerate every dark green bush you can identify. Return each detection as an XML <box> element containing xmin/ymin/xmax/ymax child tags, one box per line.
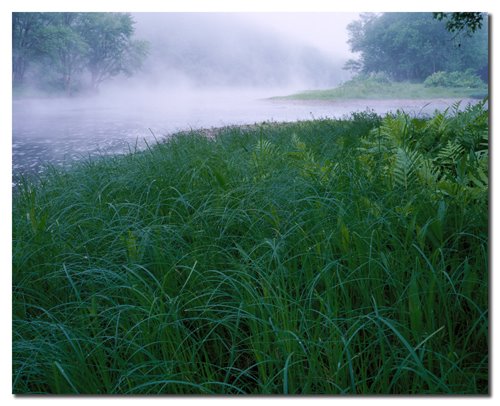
<box><xmin>424</xmin><ymin>69</ymin><xmax>485</xmax><ymax>88</ymax></box>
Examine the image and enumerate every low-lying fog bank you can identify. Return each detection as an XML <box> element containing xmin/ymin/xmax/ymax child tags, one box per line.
<box><xmin>12</xmin><ymin>85</ymin><xmax>481</xmax><ymax>178</ymax></box>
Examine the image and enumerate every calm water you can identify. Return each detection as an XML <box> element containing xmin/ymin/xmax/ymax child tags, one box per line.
<box><xmin>12</xmin><ymin>89</ymin><xmax>478</xmax><ymax>179</ymax></box>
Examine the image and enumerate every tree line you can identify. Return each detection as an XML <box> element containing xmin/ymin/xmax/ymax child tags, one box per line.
<box><xmin>13</xmin><ymin>12</ymin><xmax>149</xmax><ymax>94</ymax></box>
<box><xmin>344</xmin><ymin>12</ymin><xmax>488</xmax><ymax>83</ymax></box>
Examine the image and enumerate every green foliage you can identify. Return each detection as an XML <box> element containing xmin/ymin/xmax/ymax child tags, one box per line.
<box><xmin>12</xmin><ymin>13</ymin><xmax>53</xmax><ymax>85</ymax></box>
<box><xmin>39</xmin><ymin>15</ymin><xmax>90</xmax><ymax>94</ymax></box>
<box><xmin>433</xmin><ymin>12</ymin><xmax>485</xmax><ymax>35</ymax></box>
<box><xmin>342</xmin><ymin>58</ymin><xmax>363</xmax><ymax>74</ymax></box>
<box><xmin>79</xmin><ymin>13</ymin><xmax>149</xmax><ymax>90</ymax></box>
<box><xmin>12</xmin><ymin>12</ymin><xmax>149</xmax><ymax>93</ymax></box>
<box><xmin>347</xmin><ymin>13</ymin><xmax>488</xmax><ymax>82</ymax></box>
<box><xmin>358</xmin><ymin>99</ymin><xmax>488</xmax><ymax>202</ymax></box>
<box><xmin>13</xmin><ymin>106</ymin><xmax>488</xmax><ymax>394</ymax></box>
<box><xmin>424</xmin><ymin>70</ymin><xmax>486</xmax><ymax>88</ymax></box>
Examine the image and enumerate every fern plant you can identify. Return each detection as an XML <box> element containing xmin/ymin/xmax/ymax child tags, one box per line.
<box><xmin>392</xmin><ymin>147</ymin><xmax>423</xmax><ymax>190</ymax></box>
<box><xmin>357</xmin><ymin>99</ymin><xmax>488</xmax><ymax>202</ymax></box>
<box><xmin>287</xmin><ymin>133</ymin><xmax>336</xmax><ymax>185</ymax></box>
<box><xmin>435</xmin><ymin>140</ymin><xmax>465</xmax><ymax>170</ymax></box>
<box><xmin>252</xmin><ymin>137</ymin><xmax>280</xmax><ymax>180</ymax></box>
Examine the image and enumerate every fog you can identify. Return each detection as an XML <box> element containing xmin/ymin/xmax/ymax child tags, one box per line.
<box><xmin>129</xmin><ymin>13</ymin><xmax>355</xmax><ymax>89</ymax></box>
<box><xmin>12</xmin><ymin>12</ymin><xmax>361</xmax><ymax>176</ymax></box>
<box><xmin>12</xmin><ymin>12</ymin><xmax>460</xmax><ymax>178</ymax></box>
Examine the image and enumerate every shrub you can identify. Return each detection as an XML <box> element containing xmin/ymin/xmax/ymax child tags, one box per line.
<box><xmin>424</xmin><ymin>69</ymin><xmax>485</xmax><ymax>88</ymax></box>
<box><xmin>350</xmin><ymin>72</ymin><xmax>391</xmax><ymax>84</ymax></box>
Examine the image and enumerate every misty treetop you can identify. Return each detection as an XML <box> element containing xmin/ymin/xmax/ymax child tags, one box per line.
<box><xmin>12</xmin><ymin>12</ymin><xmax>149</xmax><ymax>94</ymax></box>
<box><xmin>344</xmin><ymin>12</ymin><xmax>488</xmax><ymax>83</ymax></box>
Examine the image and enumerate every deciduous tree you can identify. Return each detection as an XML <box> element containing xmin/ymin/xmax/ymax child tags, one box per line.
<box><xmin>346</xmin><ymin>12</ymin><xmax>488</xmax><ymax>82</ymax></box>
<box><xmin>79</xmin><ymin>13</ymin><xmax>149</xmax><ymax>91</ymax></box>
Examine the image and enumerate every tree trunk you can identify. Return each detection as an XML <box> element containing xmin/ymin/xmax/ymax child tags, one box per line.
<box><xmin>90</xmin><ymin>70</ymin><xmax>100</xmax><ymax>93</ymax></box>
<box><xmin>12</xmin><ymin>57</ymin><xmax>27</xmax><ymax>86</ymax></box>
<box><xmin>64</xmin><ymin>73</ymin><xmax>72</xmax><ymax>96</ymax></box>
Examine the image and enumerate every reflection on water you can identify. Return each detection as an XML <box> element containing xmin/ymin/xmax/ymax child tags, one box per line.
<box><xmin>12</xmin><ymin>90</ymin><xmax>479</xmax><ymax>180</ymax></box>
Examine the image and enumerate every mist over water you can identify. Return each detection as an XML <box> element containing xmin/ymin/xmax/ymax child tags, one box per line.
<box><xmin>13</xmin><ymin>12</ymin><xmax>348</xmax><ymax>178</ymax></box>
<box><xmin>11</xmin><ymin>12</ymin><xmax>478</xmax><ymax>179</ymax></box>
<box><xmin>14</xmin><ymin>85</ymin><xmax>472</xmax><ymax>177</ymax></box>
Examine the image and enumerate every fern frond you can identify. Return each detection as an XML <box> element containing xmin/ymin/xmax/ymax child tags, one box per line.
<box><xmin>291</xmin><ymin>133</ymin><xmax>306</xmax><ymax>151</ymax></box>
<box><xmin>425</xmin><ymin>112</ymin><xmax>449</xmax><ymax>138</ymax></box>
<box><xmin>392</xmin><ymin>147</ymin><xmax>422</xmax><ymax>190</ymax></box>
<box><xmin>378</xmin><ymin>114</ymin><xmax>410</xmax><ymax>147</ymax></box>
<box><xmin>417</xmin><ymin>157</ymin><xmax>441</xmax><ymax>186</ymax></box>
<box><xmin>450</xmin><ymin>100</ymin><xmax>462</xmax><ymax>116</ymax></box>
<box><xmin>254</xmin><ymin>139</ymin><xmax>279</xmax><ymax>156</ymax></box>
<box><xmin>435</xmin><ymin>141</ymin><xmax>465</xmax><ymax>167</ymax></box>
<box><xmin>469</xmin><ymin>167</ymin><xmax>488</xmax><ymax>190</ymax></box>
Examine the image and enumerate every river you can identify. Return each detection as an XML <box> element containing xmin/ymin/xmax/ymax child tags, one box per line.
<box><xmin>12</xmin><ymin>88</ymin><xmax>479</xmax><ymax>180</ymax></box>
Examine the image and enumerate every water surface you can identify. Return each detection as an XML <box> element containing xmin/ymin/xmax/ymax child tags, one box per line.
<box><xmin>13</xmin><ymin>89</ymin><xmax>478</xmax><ymax>179</ymax></box>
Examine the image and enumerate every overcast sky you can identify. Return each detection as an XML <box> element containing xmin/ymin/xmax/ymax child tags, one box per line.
<box><xmin>133</xmin><ymin>12</ymin><xmax>360</xmax><ymax>61</ymax></box>
<box><xmin>129</xmin><ymin>12</ymin><xmax>359</xmax><ymax>88</ymax></box>
<box><xmin>237</xmin><ymin>13</ymin><xmax>359</xmax><ymax>59</ymax></box>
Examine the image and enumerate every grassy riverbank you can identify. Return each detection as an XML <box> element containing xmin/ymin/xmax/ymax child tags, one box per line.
<box><xmin>13</xmin><ymin>101</ymin><xmax>488</xmax><ymax>394</ymax></box>
<box><xmin>274</xmin><ymin>77</ymin><xmax>488</xmax><ymax>101</ymax></box>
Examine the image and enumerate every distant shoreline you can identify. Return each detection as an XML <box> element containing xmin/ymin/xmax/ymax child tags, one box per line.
<box><xmin>266</xmin><ymin>97</ymin><xmax>483</xmax><ymax>105</ymax></box>
<box><xmin>271</xmin><ymin>80</ymin><xmax>488</xmax><ymax>102</ymax></box>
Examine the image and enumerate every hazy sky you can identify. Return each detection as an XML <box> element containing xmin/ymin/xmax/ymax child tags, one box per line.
<box><xmin>133</xmin><ymin>12</ymin><xmax>359</xmax><ymax>60</ymax></box>
<box><xmin>130</xmin><ymin>12</ymin><xmax>354</xmax><ymax>88</ymax></box>
<box><xmin>238</xmin><ymin>13</ymin><xmax>359</xmax><ymax>59</ymax></box>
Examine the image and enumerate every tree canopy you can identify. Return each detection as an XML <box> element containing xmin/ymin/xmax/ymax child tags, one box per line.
<box><xmin>433</xmin><ymin>12</ymin><xmax>485</xmax><ymax>35</ymax></box>
<box><xmin>12</xmin><ymin>12</ymin><xmax>149</xmax><ymax>94</ymax></box>
<box><xmin>345</xmin><ymin>12</ymin><xmax>488</xmax><ymax>82</ymax></box>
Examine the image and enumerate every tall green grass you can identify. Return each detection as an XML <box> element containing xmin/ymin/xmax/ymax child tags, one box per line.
<box><xmin>13</xmin><ymin>103</ymin><xmax>488</xmax><ymax>394</ymax></box>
